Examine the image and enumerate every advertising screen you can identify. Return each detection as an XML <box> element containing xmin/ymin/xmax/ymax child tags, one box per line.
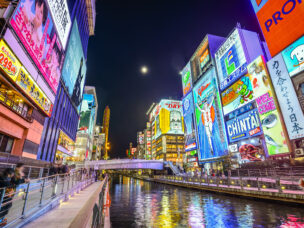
<box><xmin>282</xmin><ymin>36</ymin><xmax>304</xmax><ymax>77</ymax></box>
<box><xmin>215</xmin><ymin>29</ymin><xmax>247</xmax><ymax>91</ymax></box>
<box><xmin>0</xmin><ymin>39</ymin><xmax>53</xmax><ymax>116</ymax></box>
<box><xmin>250</xmin><ymin>0</ymin><xmax>304</xmax><ymax>57</ymax></box>
<box><xmin>47</xmin><ymin>0</ymin><xmax>72</xmax><ymax>49</ymax></box>
<box><xmin>182</xmin><ymin>92</ymin><xmax>197</xmax><ymax>151</ymax></box>
<box><xmin>226</xmin><ymin>108</ymin><xmax>263</xmax><ymax>143</ymax></box>
<box><xmin>181</xmin><ymin>62</ymin><xmax>192</xmax><ymax>96</ymax></box>
<box><xmin>61</xmin><ymin>20</ymin><xmax>86</xmax><ymax>110</ymax></box>
<box><xmin>10</xmin><ymin>0</ymin><xmax>64</xmax><ymax>93</ymax></box>
<box><xmin>193</xmin><ymin>68</ymin><xmax>228</xmax><ymax>160</ymax></box>
<box><xmin>138</xmin><ymin>133</ymin><xmax>144</xmax><ymax>145</ymax></box>
<box><xmin>221</xmin><ymin>74</ymin><xmax>255</xmax><ymax>115</ymax></box>
<box><xmin>248</xmin><ymin>56</ymin><xmax>289</xmax><ymax>155</ymax></box>
<box><xmin>78</xmin><ymin>94</ymin><xmax>96</xmax><ymax>136</ymax></box>
<box><xmin>268</xmin><ymin>54</ymin><xmax>304</xmax><ymax>140</ymax></box>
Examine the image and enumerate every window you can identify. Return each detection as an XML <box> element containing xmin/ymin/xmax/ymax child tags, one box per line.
<box><xmin>23</xmin><ymin>140</ymin><xmax>39</xmax><ymax>155</ymax></box>
<box><xmin>0</xmin><ymin>134</ymin><xmax>14</xmax><ymax>153</ymax></box>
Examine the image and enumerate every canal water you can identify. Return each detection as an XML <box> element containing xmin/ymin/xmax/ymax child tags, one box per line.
<box><xmin>109</xmin><ymin>175</ymin><xmax>304</xmax><ymax>228</ymax></box>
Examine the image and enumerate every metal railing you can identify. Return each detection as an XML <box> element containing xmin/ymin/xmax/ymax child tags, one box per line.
<box><xmin>0</xmin><ymin>170</ymin><xmax>95</xmax><ymax>227</ymax></box>
<box><xmin>154</xmin><ymin>175</ymin><xmax>304</xmax><ymax>195</ymax></box>
<box><xmin>231</xmin><ymin>166</ymin><xmax>304</xmax><ymax>177</ymax></box>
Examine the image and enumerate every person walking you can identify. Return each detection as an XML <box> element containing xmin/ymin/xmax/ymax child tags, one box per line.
<box><xmin>11</xmin><ymin>163</ymin><xmax>29</xmax><ymax>186</ymax></box>
<box><xmin>0</xmin><ymin>168</ymin><xmax>15</xmax><ymax>226</ymax></box>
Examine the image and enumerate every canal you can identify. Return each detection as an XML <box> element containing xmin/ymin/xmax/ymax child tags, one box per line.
<box><xmin>109</xmin><ymin>175</ymin><xmax>304</xmax><ymax>227</ymax></box>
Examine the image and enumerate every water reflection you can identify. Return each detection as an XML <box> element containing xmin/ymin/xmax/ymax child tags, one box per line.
<box><xmin>110</xmin><ymin>176</ymin><xmax>304</xmax><ymax>227</ymax></box>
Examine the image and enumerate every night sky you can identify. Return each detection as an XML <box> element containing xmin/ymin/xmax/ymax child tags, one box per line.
<box><xmin>85</xmin><ymin>0</ymin><xmax>261</xmax><ymax>158</ymax></box>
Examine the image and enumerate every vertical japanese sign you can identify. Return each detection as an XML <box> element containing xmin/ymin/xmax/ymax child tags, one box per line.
<box><xmin>181</xmin><ymin>62</ymin><xmax>192</xmax><ymax>96</ymax></box>
<box><xmin>10</xmin><ymin>0</ymin><xmax>64</xmax><ymax>93</ymax></box>
<box><xmin>268</xmin><ymin>54</ymin><xmax>304</xmax><ymax>140</ymax></box>
<box><xmin>248</xmin><ymin>56</ymin><xmax>289</xmax><ymax>155</ymax></box>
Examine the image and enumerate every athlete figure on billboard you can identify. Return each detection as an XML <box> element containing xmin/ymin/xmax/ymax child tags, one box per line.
<box><xmin>72</xmin><ymin>58</ymin><xmax>84</xmax><ymax>106</ymax></box>
<box><xmin>196</xmin><ymin>90</ymin><xmax>215</xmax><ymax>154</ymax></box>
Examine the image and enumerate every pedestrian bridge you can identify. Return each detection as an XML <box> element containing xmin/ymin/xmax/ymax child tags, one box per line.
<box><xmin>84</xmin><ymin>159</ymin><xmax>164</xmax><ymax>170</ymax></box>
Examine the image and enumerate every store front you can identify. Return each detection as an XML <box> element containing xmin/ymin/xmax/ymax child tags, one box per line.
<box><xmin>55</xmin><ymin>130</ymin><xmax>75</xmax><ymax>164</ymax></box>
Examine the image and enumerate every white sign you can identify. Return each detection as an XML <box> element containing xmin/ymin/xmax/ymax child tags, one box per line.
<box><xmin>229</xmin><ymin>144</ymin><xmax>238</xmax><ymax>153</ymax></box>
<box><xmin>267</xmin><ymin>54</ymin><xmax>304</xmax><ymax>140</ymax></box>
<box><xmin>47</xmin><ymin>0</ymin><xmax>72</xmax><ymax>49</ymax></box>
<box><xmin>215</xmin><ymin>29</ymin><xmax>247</xmax><ymax>91</ymax></box>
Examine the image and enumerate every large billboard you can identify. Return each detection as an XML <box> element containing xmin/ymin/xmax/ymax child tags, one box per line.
<box><xmin>282</xmin><ymin>36</ymin><xmax>304</xmax><ymax>77</ymax></box>
<box><xmin>193</xmin><ymin>68</ymin><xmax>228</xmax><ymax>161</ymax></box>
<box><xmin>268</xmin><ymin>54</ymin><xmax>304</xmax><ymax>140</ymax></box>
<box><xmin>250</xmin><ymin>0</ymin><xmax>304</xmax><ymax>57</ymax></box>
<box><xmin>152</xmin><ymin>100</ymin><xmax>184</xmax><ymax>140</ymax></box>
<box><xmin>248</xmin><ymin>56</ymin><xmax>289</xmax><ymax>155</ymax></box>
<box><xmin>0</xmin><ymin>39</ymin><xmax>53</xmax><ymax>116</ymax></box>
<box><xmin>215</xmin><ymin>29</ymin><xmax>247</xmax><ymax>91</ymax></box>
<box><xmin>181</xmin><ymin>62</ymin><xmax>192</xmax><ymax>96</ymax></box>
<box><xmin>78</xmin><ymin>94</ymin><xmax>96</xmax><ymax>136</ymax></box>
<box><xmin>61</xmin><ymin>20</ymin><xmax>86</xmax><ymax>109</ymax></box>
<box><xmin>182</xmin><ymin>92</ymin><xmax>197</xmax><ymax>151</ymax></box>
<box><xmin>10</xmin><ymin>0</ymin><xmax>65</xmax><ymax>93</ymax></box>
<box><xmin>47</xmin><ymin>0</ymin><xmax>72</xmax><ymax>49</ymax></box>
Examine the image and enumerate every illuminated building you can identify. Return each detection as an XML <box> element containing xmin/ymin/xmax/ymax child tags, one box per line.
<box><xmin>136</xmin><ymin>131</ymin><xmax>145</xmax><ymax>159</ymax></box>
<box><xmin>93</xmin><ymin>125</ymin><xmax>104</xmax><ymax>160</ymax></box>
<box><xmin>147</xmin><ymin>99</ymin><xmax>185</xmax><ymax>166</ymax></box>
<box><xmin>102</xmin><ymin>106</ymin><xmax>110</xmax><ymax>159</ymax></box>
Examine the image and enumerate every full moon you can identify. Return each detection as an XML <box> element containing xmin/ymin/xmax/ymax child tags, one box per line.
<box><xmin>141</xmin><ymin>66</ymin><xmax>148</xmax><ymax>74</ymax></box>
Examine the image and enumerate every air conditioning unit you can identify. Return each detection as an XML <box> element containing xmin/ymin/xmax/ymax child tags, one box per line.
<box><xmin>295</xmin><ymin>148</ymin><xmax>304</xmax><ymax>157</ymax></box>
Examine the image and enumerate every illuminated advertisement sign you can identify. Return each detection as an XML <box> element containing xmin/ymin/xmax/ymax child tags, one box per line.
<box><xmin>221</xmin><ymin>74</ymin><xmax>255</xmax><ymax>115</ymax></box>
<box><xmin>226</xmin><ymin>108</ymin><xmax>263</xmax><ymax>143</ymax></box>
<box><xmin>61</xmin><ymin>20</ymin><xmax>86</xmax><ymax>110</ymax></box>
<box><xmin>233</xmin><ymin>137</ymin><xmax>265</xmax><ymax>163</ymax></box>
<box><xmin>0</xmin><ymin>40</ymin><xmax>52</xmax><ymax>116</ymax></box>
<box><xmin>249</xmin><ymin>56</ymin><xmax>289</xmax><ymax>155</ymax></box>
<box><xmin>282</xmin><ymin>36</ymin><xmax>304</xmax><ymax>77</ymax></box>
<box><xmin>215</xmin><ymin>29</ymin><xmax>247</xmax><ymax>91</ymax></box>
<box><xmin>181</xmin><ymin>62</ymin><xmax>192</xmax><ymax>96</ymax></box>
<box><xmin>138</xmin><ymin>133</ymin><xmax>144</xmax><ymax>145</ymax></box>
<box><xmin>250</xmin><ymin>0</ymin><xmax>304</xmax><ymax>57</ymax></box>
<box><xmin>182</xmin><ymin>92</ymin><xmax>197</xmax><ymax>151</ymax></box>
<box><xmin>193</xmin><ymin>68</ymin><xmax>228</xmax><ymax>160</ymax></box>
<box><xmin>268</xmin><ymin>54</ymin><xmax>304</xmax><ymax>140</ymax></box>
<box><xmin>47</xmin><ymin>0</ymin><xmax>72</xmax><ymax>49</ymax></box>
<box><xmin>152</xmin><ymin>100</ymin><xmax>184</xmax><ymax>140</ymax></box>
<box><xmin>10</xmin><ymin>0</ymin><xmax>64</xmax><ymax>93</ymax></box>
<box><xmin>131</xmin><ymin>148</ymin><xmax>136</xmax><ymax>155</ymax></box>
<box><xmin>79</xmin><ymin>94</ymin><xmax>96</xmax><ymax>136</ymax></box>
<box><xmin>17</xmin><ymin>67</ymin><xmax>53</xmax><ymax>116</ymax></box>
<box><xmin>0</xmin><ymin>40</ymin><xmax>22</xmax><ymax>81</ymax></box>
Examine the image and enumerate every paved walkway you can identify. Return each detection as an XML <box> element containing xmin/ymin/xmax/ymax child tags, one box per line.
<box><xmin>23</xmin><ymin>182</ymin><xmax>102</xmax><ymax>228</ymax></box>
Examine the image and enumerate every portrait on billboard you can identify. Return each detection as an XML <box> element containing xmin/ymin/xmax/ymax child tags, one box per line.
<box><xmin>61</xmin><ymin>20</ymin><xmax>87</xmax><ymax>109</ymax></box>
<box><xmin>10</xmin><ymin>0</ymin><xmax>64</xmax><ymax>93</ymax></box>
<box><xmin>193</xmin><ymin>68</ymin><xmax>228</xmax><ymax>160</ymax></box>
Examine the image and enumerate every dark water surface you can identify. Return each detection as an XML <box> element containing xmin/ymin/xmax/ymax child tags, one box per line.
<box><xmin>109</xmin><ymin>175</ymin><xmax>304</xmax><ymax>228</ymax></box>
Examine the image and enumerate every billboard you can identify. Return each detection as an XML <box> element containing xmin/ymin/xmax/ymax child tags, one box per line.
<box><xmin>0</xmin><ymin>39</ymin><xmax>53</xmax><ymax>116</ymax></box>
<box><xmin>282</xmin><ymin>36</ymin><xmax>304</xmax><ymax>77</ymax></box>
<box><xmin>221</xmin><ymin>74</ymin><xmax>255</xmax><ymax>115</ymax></box>
<box><xmin>138</xmin><ymin>133</ymin><xmax>144</xmax><ymax>145</ymax></box>
<box><xmin>248</xmin><ymin>56</ymin><xmax>289</xmax><ymax>155</ymax></box>
<box><xmin>10</xmin><ymin>0</ymin><xmax>64</xmax><ymax>93</ymax></box>
<box><xmin>215</xmin><ymin>29</ymin><xmax>247</xmax><ymax>91</ymax></box>
<box><xmin>61</xmin><ymin>20</ymin><xmax>86</xmax><ymax>109</ymax></box>
<box><xmin>250</xmin><ymin>0</ymin><xmax>304</xmax><ymax>57</ymax></box>
<box><xmin>226</xmin><ymin>108</ymin><xmax>263</xmax><ymax>143</ymax></box>
<box><xmin>47</xmin><ymin>0</ymin><xmax>72</xmax><ymax>49</ymax></box>
<box><xmin>268</xmin><ymin>54</ymin><xmax>304</xmax><ymax>140</ymax></box>
<box><xmin>193</xmin><ymin>68</ymin><xmax>228</xmax><ymax>161</ymax></box>
<box><xmin>182</xmin><ymin>92</ymin><xmax>197</xmax><ymax>151</ymax></box>
<box><xmin>78</xmin><ymin>94</ymin><xmax>96</xmax><ymax>136</ymax></box>
<box><xmin>151</xmin><ymin>100</ymin><xmax>184</xmax><ymax>140</ymax></box>
<box><xmin>181</xmin><ymin>62</ymin><xmax>192</xmax><ymax>96</ymax></box>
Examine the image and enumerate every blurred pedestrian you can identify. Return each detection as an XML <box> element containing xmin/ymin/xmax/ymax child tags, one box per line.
<box><xmin>49</xmin><ymin>163</ymin><xmax>57</xmax><ymax>176</ymax></box>
<box><xmin>0</xmin><ymin>168</ymin><xmax>15</xmax><ymax>226</ymax></box>
<box><xmin>12</xmin><ymin>163</ymin><xmax>29</xmax><ymax>186</ymax></box>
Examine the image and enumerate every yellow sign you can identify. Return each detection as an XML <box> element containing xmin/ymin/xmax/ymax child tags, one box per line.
<box><xmin>0</xmin><ymin>39</ymin><xmax>22</xmax><ymax>81</ymax></box>
<box><xmin>16</xmin><ymin>67</ymin><xmax>53</xmax><ymax>116</ymax></box>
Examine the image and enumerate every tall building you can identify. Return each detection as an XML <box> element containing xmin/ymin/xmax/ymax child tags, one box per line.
<box><xmin>102</xmin><ymin>106</ymin><xmax>110</xmax><ymax>159</ymax></box>
<box><xmin>147</xmin><ymin>99</ymin><xmax>185</xmax><ymax>166</ymax></box>
<box><xmin>74</xmin><ymin>86</ymin><xmax>98</xmax><ymax>161</ymax></box>
<box><xmin>93</xmin><ymin>125</ymin><xmax>103</xmax><ymax>160</ymax></box>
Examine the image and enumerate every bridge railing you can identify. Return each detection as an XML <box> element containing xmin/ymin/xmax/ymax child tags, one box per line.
<box><xmin>154</xmin><ymin>175</ymin><xmax>304</xmax><ymax>195</ymax></box>
<box><xmin>0</xmin><ymin>170</ymin><xmax>95</xmax><ymax>227</ymax></box>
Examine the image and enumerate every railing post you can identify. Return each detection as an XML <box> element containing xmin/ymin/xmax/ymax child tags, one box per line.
<box><xmin>62</xmin><ymin>175</ymin><xmax>66</xmax><ymax>194</ymax></box>
<box><xmin>22</xmin><ymin>183</ymin><xmax>30</xmax><ymax>217</ymax></box>
<box><xmin>276</xmin><ymin>176</ymin><xmax>282</xmax><ymax>193</ymax></box>
<box><xmin>52</xmin><ymin>175</ymin><xmax>58</xmax><ymax>197</ymax></box>
<box><xmin>39</xmin><ymin>178</ymin><xmax>46</xmax><ymax>206</ymax></box>
<box><xmin>217</xmin><ymin>177</ymin><xmax>219</xmax><ymax>187</ymax></box>
<box><xmin>257</xmin><ymin>177</ymin><xmax>260</xmax><ymax>191</ymax></box>
<box><xmin>0</xmin><ymin>187</ymin><xmax>6</xmax><ymax>210</ymax></box>
<box><xmin>227</xmin><ymin>176</ymin><xmax>230</xmax><ymax>187</ymax></box>
<box><xmin>27</xmin><ymin>167</ymin><xmax>32</xmax><ymax>179</ymax></box>
<box><xmin>240</xmin><ymin>176</ymin><xmax>243</xmax><ymax>190</ymax></box>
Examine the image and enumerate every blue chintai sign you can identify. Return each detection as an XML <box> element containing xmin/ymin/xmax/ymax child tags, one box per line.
<box><xmin>226</xmin><ymin>108</ymin><xmax>263</xmax><ymax>143</ymax></box>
